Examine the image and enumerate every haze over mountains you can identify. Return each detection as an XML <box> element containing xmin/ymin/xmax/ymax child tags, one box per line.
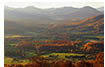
<box><xmin>97</xmin><ymin>7</ymin><xmax>104</xmax><ymax>12</ymax></box>
<box><xmin>5</xmin><ymin>6</ymin><xmax>103</xmax><ymax>23</ymax></box>
<box><xmin>4</xmin><ymin>6</ymin><xmax>104</xmax><ymax>35</ymax></box>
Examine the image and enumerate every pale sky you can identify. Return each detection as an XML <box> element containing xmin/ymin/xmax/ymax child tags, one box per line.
<box><xmin>5</xmin><ymin>2</ymin><xmax>104</xmax><ymax>9</ymax></box>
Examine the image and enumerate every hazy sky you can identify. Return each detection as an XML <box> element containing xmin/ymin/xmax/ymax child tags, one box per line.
<box><xmin>5</xmin><ymin>2</ymin><xmax>104</xmax><ymax>9</ymax></box>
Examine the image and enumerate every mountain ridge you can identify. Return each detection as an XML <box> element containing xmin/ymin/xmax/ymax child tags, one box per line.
<box><xmin>5</xmin><ymin>6</ymin><xmax>103</xmax><ymax>22</ymax></box>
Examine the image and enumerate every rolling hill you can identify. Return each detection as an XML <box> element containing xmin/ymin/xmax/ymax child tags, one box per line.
<box><xmin>48</xmin><ymin>14</ymin><xmax>104</xmax><ymax>34</ymax></box>
<box><xmin>4</xmin><ymin>6</ymin><xmax>104</xmax><ymax>35</ymax></box>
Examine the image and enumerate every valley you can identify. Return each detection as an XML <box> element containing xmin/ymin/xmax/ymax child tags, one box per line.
<box><xmin>4</xmin><ymin>6</ymin><xmax>104</xmax><ymax>67</ymax></box>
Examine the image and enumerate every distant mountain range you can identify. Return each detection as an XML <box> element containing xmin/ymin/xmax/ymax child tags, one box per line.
<box><xmin>4</xmin><ymin>6</ymin><xmax>104</xmax><ymax>35</ymax></box>
<box><xmin>97</xmin><ymin>7</ymin><xmax>104</xmax><ymax>12</ymax></box>
<box><xmin>5</xmin><ymin>6</ymin><xmax>103</xmax><ymax>24</ymax></box>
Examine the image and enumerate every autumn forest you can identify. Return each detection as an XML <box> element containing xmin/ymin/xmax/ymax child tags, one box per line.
<box><xmin>4</xmin><ymin>4</ymin><xmax>104</xmax><ymax>67</ymax></box>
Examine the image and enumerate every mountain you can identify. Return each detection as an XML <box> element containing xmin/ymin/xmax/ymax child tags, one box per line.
<box><xmin>73</xmin><ymin>14</ymin><xmax>104</xmax><ymax>32</ymax></box>
<box><xmin>49</xmin><ymin>14</ymin><xmax>104</xmax><ymax>33</ymax></box>
<box><xmin>5</xmin><ymin>6</ymin><xmax>56</xmax><ymax>24</ymax></box>
<box><xmin>4</xmin><ymin>6</ymin><xmax>103</xmax><ymax>35</ymax></box>
<box><xmin>97</xmin><ymin>7</ymin><xmax>104</xmax><ymax>12</ymax></box>
<box><xmin>5</xmin><ymin>6</ymin><xmax>103</xmax><ymax>24</ymax></box>
<box><xmin>51</xmin><ymin>6</ymin><xmax>103</xmax><ymax>21</ymax></box>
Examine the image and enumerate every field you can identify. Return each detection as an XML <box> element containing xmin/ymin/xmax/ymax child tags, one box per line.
<box><xmin>5</xmin><ymin>53</ymin><xmax>85</xmax><ymax>64</ymax></box>
<box><xmin>86</xmin><ymin>35</ymin><xmax>104</xmax><ymax>39</ymax></box>
<box><xmin>42</xmin><ymin>53</ymin><xmax>84</xmax><ymax>57</ymax></box>
<box><xmin>4</xmin><ymin>57</ymin><xmax>31</xmax><ymax>64</ymax></box>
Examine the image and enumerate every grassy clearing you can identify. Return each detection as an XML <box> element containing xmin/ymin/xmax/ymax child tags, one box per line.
<box><xmin>4</xmin><ymin>57</ymin><xmax>13</xmax><ymax>64</ymax></box>
<box><xmin>32</xmin><ymin>38</ymin><xmax>49</xmax><ymax>41</ymax></box>
<box><xmin>4</xmin><ymin>57</ymin><xmax>31</xmax><ymax>64</ymax></box>
<box><xmin>9</xmin><ymin>43</ymin><xmax>17</xmax><ymax>46</ymax></box>
<box><xmin>84</xmin><ymin>35</ymin><xmax>104</xmax><ymax>39</ymax></box>
<box><xmin>42</xmin><ymin>53</ymin><xmax>84</xmax><ymax>59</ymax></box>
<box><xmin>4</xmin><ymin>35</ymin><xmax>32</xmax><ymax>38</ymax></box>
<box><xmin>25</xmin><ymin>52</ymin><xmax>37</xmax><ymax>58</ymax></box>
<box><xmin>5</xmin><ymin>35</ymin><xmax>24</xmax><ymax>38</ymax></box>
<box><xmin>71</xmin><ymin>31</ymin><xmax>91</xmax><ymax>34</ymax></box>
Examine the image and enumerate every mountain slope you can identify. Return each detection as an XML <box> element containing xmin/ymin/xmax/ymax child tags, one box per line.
<box><xmin>74</xmin><ymin>14</ymin><xmax>104</xmax><ymax>32</ymax></box>
<box><xmin>49</xmin><ymin>14</ymin><xmax>104</xmax><ymax>34</ymax></box>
